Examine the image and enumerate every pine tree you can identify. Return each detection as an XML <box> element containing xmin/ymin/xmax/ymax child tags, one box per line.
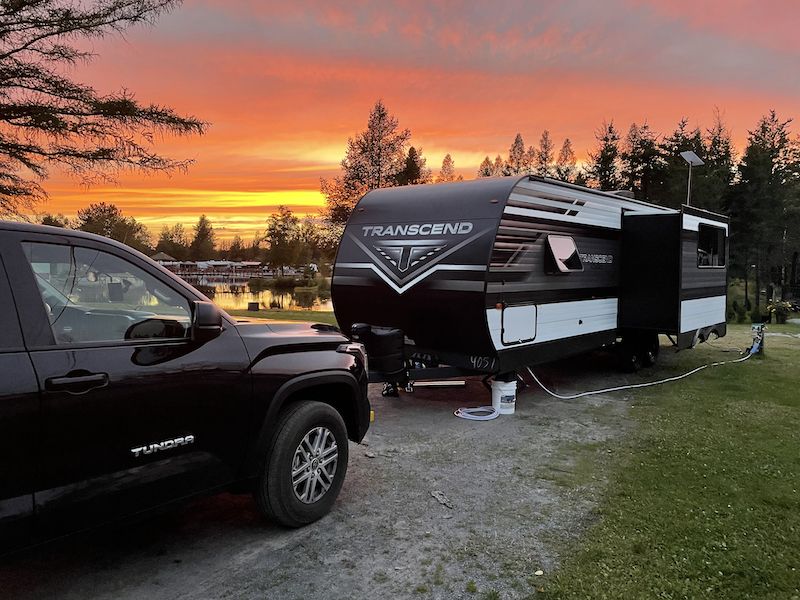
<box><xmin>555</xmin><ymin>139</ymin><xmax>577</xmax><ymax>183</ymax></box>
<box><xmin>650</xmin><ymin>118</ymin><xmax>705</xmax><ymax>208</ymax></box>
<box><xmin>477</xmin><ymin>156</ymin><xmax>494</xmax><ymax>178</ymax></box>
<box><xmin>189</xmin><ymin>215</ymin><xmax>217</xmax><ymax>260</ymax></box>
<box><xmin>395</xmin><ymin>147</ymin><xmax>431</xmax><ymax>186</ymax></box>
<box><xmin>534</xmin><ymin>130</ymin><xmax>556</xmax><ymax>177</ymax></box>
<box><xmin>724</xmin><ymin>111</ymin><xmax>799</xmax><ymax>304</ymax></box>
<box><xmin>493</xmin><ymin>155</ymin><xmax>504</xmax><ymax>176</ymax></box>
<box><xmin>586</xmin><ymin>120</ymin><xmax>622</xmax><ymax>191</ymax></box>
<box><xmin>435</xmin><ymin>154</ymin><xmax>462</xmax><ymax>183</ymax></box>
<box><xmin>702</xmin><ymin>108</ymin><xmax>736</xmax><ymax>211</ymax></box>
<box><xmin>505</xmin><ymin>133</ymin><xmax>527</xmax><ymax>175</ymax></box>
<box><xmin>226</xmin><ymin>236</ymin><xmax>246</xmax><ymax>261</ymax></box>
<box><xmin>320</xmin><ymin>100</ymin><xmax>411</xmax><ymax>223</ymax></box>
<box><xmin>264</xmin><ymin>205</ymin><xmax>300</xmax><ymax>275</ymax></box>
<box><xmin>620</xmin><ymin>122</ymin><xmax>662</xmax><ymax>201</ymax></box>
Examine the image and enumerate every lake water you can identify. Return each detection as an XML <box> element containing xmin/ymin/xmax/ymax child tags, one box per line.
<box><xmin>205</xmin><ymin>283</ymin><xmax>333</xmax><ymax>312</ymax></box>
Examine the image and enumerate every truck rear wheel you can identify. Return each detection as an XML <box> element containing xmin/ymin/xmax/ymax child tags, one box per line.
<box><xmin>255</xmin><ymin>401</ymin><xmax>349</xmax><ymax>527</ymax></box>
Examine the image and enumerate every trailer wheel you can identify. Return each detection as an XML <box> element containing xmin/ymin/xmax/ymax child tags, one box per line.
<box><xmin>618</xmin><ymin>341</ymin><xmax>643</xmax><ymax>373</ymax></box>
<box><xmin>642</xmin><ymin>333</ymin><xmax>660</xmax><ymax>367</ymax></box>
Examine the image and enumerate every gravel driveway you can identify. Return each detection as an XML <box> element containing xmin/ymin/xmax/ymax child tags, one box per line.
<box><xmin>2</xmin><ymin>352</ymin><xmax>636</xmax><ymax>600</ymax></box>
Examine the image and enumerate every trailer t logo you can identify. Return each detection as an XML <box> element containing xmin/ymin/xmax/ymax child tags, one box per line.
<box><xmin>345</xmin><ymin>221</ymin><xmax>492</xmax><ymax>294</ymax></box>
<box><xmin>374</xmin><ymin>241</ymin><xmax>446</xmax><ymax>273</ymax></box>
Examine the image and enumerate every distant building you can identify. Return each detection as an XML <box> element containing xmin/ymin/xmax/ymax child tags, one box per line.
<box><xmin>150</xmin><ymin>251</ymin><xmax>177</xmax><ymax>262</ymax></box>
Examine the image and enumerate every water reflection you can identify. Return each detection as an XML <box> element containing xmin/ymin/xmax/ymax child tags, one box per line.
<box><xmin>205</xmin><ymin>283</ymin><xmax>333</xmax><ymax>312</ymax></box>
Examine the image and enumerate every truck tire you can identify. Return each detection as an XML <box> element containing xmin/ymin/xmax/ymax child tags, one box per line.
<box><xmin>255</xmin><ymin>401</ymin><xmax>349</xmax><ymax>527</ymax></box>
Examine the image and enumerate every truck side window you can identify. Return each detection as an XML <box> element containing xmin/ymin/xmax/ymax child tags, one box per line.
<box><xmin>22</xmin><ymin>242</ymin><xmax>191</xmax><ymax>345</ymax></box>
<box><xmin>697</xmin><ymin>224</ymin><xmax>726</xmax><ymax>268</ymax></box>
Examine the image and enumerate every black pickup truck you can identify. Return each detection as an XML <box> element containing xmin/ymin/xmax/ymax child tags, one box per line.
<box><xmin>0</xmin><ymin>221</ymin><xmax>370</xmax><ymax>554</ymax></box>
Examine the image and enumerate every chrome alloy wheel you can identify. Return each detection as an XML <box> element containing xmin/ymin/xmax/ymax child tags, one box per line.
<box><xmin>291</xmin><ymin>426</ymin><xmax>339</xmax><ymax>504</ymax></box>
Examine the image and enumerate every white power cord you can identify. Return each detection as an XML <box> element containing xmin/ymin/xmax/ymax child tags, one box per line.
<box><xmin>527</xmin><ymin>352</ymin><xmax>753</xmax><ymax>400</ymax></box>
<box><xmin>454</xmin><ymin>406</ymin><xmax>499</xmax><ymax>420</ymax></box>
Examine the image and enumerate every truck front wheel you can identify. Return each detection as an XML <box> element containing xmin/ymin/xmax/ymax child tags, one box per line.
<box><xmin>255</xmin><ymin>401</ymin><xmax>349</xmax><ymax>527</ymax></box>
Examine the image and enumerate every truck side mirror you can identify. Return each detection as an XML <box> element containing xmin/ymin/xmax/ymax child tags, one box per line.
<box><xmin>192</xmin><ymin>301</ymin><xmax>224</xmax><ymax>343</ymax></box>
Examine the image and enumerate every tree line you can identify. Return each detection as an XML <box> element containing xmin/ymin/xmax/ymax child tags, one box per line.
<box><xmin>321</xmin><ymin>102</ymin><xmax>800</xmax><ymax>305</ymax></box>
<box><xmin>39</xmin><ymin>203</ymin><xmax>337</xmax><ymax>273</ymax></box>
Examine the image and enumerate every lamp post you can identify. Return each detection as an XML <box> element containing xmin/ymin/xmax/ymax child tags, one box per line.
<box><xmin>680</xmin><ymin>151</ymin><xmax>704</xmax><ymax>206</ymax></box>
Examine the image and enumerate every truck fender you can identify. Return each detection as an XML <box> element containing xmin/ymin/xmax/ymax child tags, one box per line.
<box><xmin>247</xmin><ymin>370</ymin><xmax>369</xmax><ymax>478</ymax></box>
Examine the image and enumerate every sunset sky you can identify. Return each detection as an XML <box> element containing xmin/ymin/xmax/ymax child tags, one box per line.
<box><xmin>41</xmin><ymin>0</ymin><xmax>800</xmax><ymax>242</ymax></box>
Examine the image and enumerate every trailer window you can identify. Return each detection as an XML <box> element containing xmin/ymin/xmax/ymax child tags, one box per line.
<box><xmin>544</xmin><ymin>235</ymin><xmax>583</xmax><ymax>274</ymax></box>
<box><xmin>697</xmin><ymin>225</ymin><xmax>726</xmax><ymax>267</ymax></box>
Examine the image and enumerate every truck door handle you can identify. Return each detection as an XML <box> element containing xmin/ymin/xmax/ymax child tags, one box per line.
<box><xmin>45</xmin><ymin>372</ymin><xmax>109</xmax><ymax>394</ymax></box>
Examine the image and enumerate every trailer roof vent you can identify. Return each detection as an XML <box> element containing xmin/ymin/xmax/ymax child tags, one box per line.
<box><xmin>545</xmin><ymin>235</ymin><xmax>583</xmax><ymax>273</ymax></box>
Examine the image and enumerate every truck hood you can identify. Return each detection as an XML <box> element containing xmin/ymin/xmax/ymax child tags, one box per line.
<box><xmin>231</xmin><ymin>318</ymin><xmax>349</xmax><ymax>361</ymax></box>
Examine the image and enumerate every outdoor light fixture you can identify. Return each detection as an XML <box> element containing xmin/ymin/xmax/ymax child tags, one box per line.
<box><xmin>680</xmin><ymin>150</ymin><xmax>704</xmax><ymax>206</ymax></box>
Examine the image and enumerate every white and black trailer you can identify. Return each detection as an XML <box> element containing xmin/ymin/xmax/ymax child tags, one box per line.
<box><xmin>332</xmin><ymin>176</ymin><xmax>728</xmax><ymax>383</ymax></box>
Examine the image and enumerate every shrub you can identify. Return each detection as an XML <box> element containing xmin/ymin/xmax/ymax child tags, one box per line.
<box><xmin>750</xmin><ymin>304</ymin><xmax>764</xmax><ymax>323</ymax></box>
<box><xmin>247</xmin><ymin>277</ymin><xmax>270</xmax><ymax>291</ymax></box>
<box><xmin>736</xmin><ymin>305</ymin><xmax>748</xmax><ymax>323</ymax></box>
<box><xmin>293</xmin><ymin>286</ymin><xmax>317</xmax><ymax>309</ymax></box>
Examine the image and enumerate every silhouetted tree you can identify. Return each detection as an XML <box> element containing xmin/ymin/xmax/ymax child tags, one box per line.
<box><xmin>620</xmin><ymin>122</ymin><xmax>662</xmax><ymax>200</ymax></box>
<box><xmin>586</xmin><ymin>120</ymin><xmax>622</xmax><ymax>190</ymax></box>
<box><xmin>264</xmin><ymin>205</ymin><xmax>300</xmax><ymax>274</ymax></box>
<box><xmin>395</xmin><ymin>146</ymin><xmax>431</xmax><ymax>186</ymax></box>
<box><xmin>75</xmin><ymin>202</ymin><xmax>152</xmax><ymax>252</ymax></box>
<box><xmin>505</xmin><ymin>133</ymin><xmax>528</xmax><ymax>175</ymax></box>
<box><xmin>39</xmin><ymin>213</ymin><xmax>71</xmax><ymax>228</ymax></box>
<box><xmin>724</xmin><ymin>111</ymin><xmax>799</xmax><ymax>304</ymax></box>
<box><xmin>477</xmin><ymin>156</ymin><xmax>494</xmax><ymax>177</ymax></box>
<box><xmin>226</xmin><ymin>235</ymin><xmax>247</xmax><ymax>261</ymax></box>
<box><xmin>189</xmin><ymin>215</ymin><xmax>217</xmax><ymax>260</ymax></box>
<box><xmin>156</xmin><ymin>223</ymin><xmax>190</xmax><ymax>260</ymax></box>
<box><xmin>533</xmin><ymin>130</ymin><xmax>556</xmax><ymax>177</ymax></box>
<box><xmin>435</xmin><ymin>154</ymin><xmax>463</xmax><ymax>183</ymax></box>
<box><xmin>555</xmin><ymin>139</ymin><xmax>577</xmax><ymax>182</ymax></box>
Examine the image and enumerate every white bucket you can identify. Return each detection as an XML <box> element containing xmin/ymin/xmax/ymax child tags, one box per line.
<box><xmin>491</xmin><ymin>379</ymin><xmax>517</xmax><ymax>415</ymax></box>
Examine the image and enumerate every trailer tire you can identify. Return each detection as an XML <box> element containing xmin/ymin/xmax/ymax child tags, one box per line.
<box><xmin>618</xmin><ymin>340</ymin><xmax>643</xmax><ymax>373</ymax></box>
<box><xmin>642</xmin><ymin>333</ymin><xmax>660</xmax><ymax>367</ymax></box>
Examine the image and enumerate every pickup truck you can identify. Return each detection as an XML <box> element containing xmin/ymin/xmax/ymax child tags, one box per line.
<box><xmin>0</xmin><ymin>221</ymin><xmax>370</xmax><ymax>554</ymax></box>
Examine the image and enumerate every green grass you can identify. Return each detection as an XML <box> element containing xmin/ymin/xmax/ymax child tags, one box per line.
<box><xmin>544</xmin><ymin>323</ymin><xmax>800</xmax><ymax>599</ymax></box>
<box><xmin>224</xmin><ymin>308</ymin><xmax>338</xmax><ymax>326</ymax></box>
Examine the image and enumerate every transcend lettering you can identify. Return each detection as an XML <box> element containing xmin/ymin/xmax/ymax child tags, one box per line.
<box><xmin>131</xmin><ymin>435</ymin><xmax>195</xmax><ymax>458</ymax></box>
<box><xmin>579</xmin><ymin>253</ymin><xmax>614</xmax><ymax>264</ymax></box>
<box><xmin>362</xmin><ymin>222</ymin><xmax>473</xmax><ymax>237</ymax></box>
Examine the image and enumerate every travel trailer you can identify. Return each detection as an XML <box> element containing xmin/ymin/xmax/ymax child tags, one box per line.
<box><xmin>332</xmin><ymin>176</ymin><xmax>728</xmax><ymax>384</ymax></box>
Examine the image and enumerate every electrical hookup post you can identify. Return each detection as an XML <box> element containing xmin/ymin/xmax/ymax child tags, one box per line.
<box><xmin>751</xmin><ymin>323</ymin><xmax>766</xmax><ymax>355</ymax></box>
